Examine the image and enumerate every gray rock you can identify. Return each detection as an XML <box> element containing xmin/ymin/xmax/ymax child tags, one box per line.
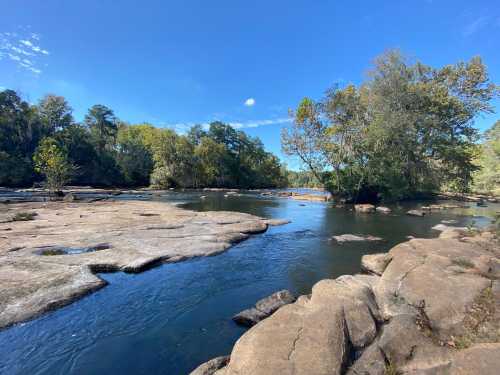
<box><xmin>407</xmin><ymin>210</ymin><xmax>425</xmax><ymax>217</ymax></box>
<box><xmin>361</xmin><ymin>253</ymin><xmax>392</xmax><ymax>276</ymax></box>
<box><xmin>233</xmin><ymin>290</ymin><xmax>296</xmax><ymax>327</ymax></box>
<box><xmin>375</xmin><ymin>206</ymin><xmax>391</xmax><ymax>214</ymax></box>
<box><xmin>346</xmin><ymin>343</ymin><xmax>385</xmax><ymax>375</ymax></box>
<box><xmin>255</xmin><ymin>290</ymin><xmax>296</xmax><ymax>315</ymax></box>
<box><xmin>449</xmin><ymin>344</ymin><xmax>500</xmax><ymax>375</ymax></box>
<box><xmin>332</xmin><ymin>234</ymin><xmax>384</xmax><ymax>243</ymax></box>
<box><xmin>232</xmin><ymin>308</ymin><xmax>268</xmax><ymax>327</ymax></box>
<box><xmin>190</xmin><ymin>356</ymin><xmax>230</xmax><ymax>375</ymax></box>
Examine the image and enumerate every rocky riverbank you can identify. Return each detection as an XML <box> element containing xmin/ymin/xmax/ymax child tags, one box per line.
<box><xmin>192</xmin><ymin>228</ymin><xmax>500</xmax><ymax>375</ymax></box>
<box><xmin>0</xmin><ymin>200</ymin><xmax>288</xmax><ymax>330</ymax></box>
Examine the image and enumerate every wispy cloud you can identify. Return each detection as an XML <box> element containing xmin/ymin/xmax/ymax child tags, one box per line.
<box><xmin>160</xmin><ymin>117</ymin><xmax>292</xmax><ymax>133</ymax></box>
<box><xmin>463</xmin><ymin>16</ymin><xmax>490</xmax><ymax>36</ymax></box>
<box><xmin>244</xmin><ymin>98</ymin><xmax>256</xmax><ymax>107</ymax></box>
<box><xmin>0</xmin><ymin>30</ymin><xmax>50</xmax><ymax>74</ymax></box>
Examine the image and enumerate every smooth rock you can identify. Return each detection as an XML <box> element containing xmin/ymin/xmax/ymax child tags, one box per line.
<box><xmin>375</xmin><ymin>206</ymin><xmax>391</xmax><ymax>214</ymax></box>
<box><xmin>346</xmin><ymin>343</ymin><xmax>386</xmax><ymax>375</ymax></box>
<box><xmin>449</xmin><ymin>344</ymin><xmax>500</xmax><ymax>375</ymax></box>
<box><xmin>361</xmin><ymin>253</ymin><xmax>392</xmax><ymax>276</ymax></box>
<box><xmin>190</xmin><ymin>356</ymin><xmax>230</xmax><ymax>375</ymax></box>
<box><xmin>407</xmin><ymin>209</ymin><xmax>425</xmax><ymax>217</ymax></box>
<box><xmin>233</xmin><ymin>290</ymin><xmax>296</xmax><ymax>327</ymax></box>
<box><xmin>355</xmin><ymin>204</ymin><xmax>375</xmax><ymax>213</ymax></box>
<box><xmin>0</xmin><ymin>200</ymin><xmax>281</xmax><ymax>329</ymax></box>
<box><xmin>331</xmin><ymin>234</ymin><xmax>384</xmax><ymax>243</ymax></box>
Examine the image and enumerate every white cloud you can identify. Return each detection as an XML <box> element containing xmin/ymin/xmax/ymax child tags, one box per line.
<box><xmin>20</xmin><ymin>39</ymin><xmax>33</xmax><ymax>47</ymax></box>
<box><xmin>244</xmin><ymin>98</ymin><xmax>256</xmax><ymax>107</ymax></box>
<box><xmin>0</xmin><ymin>30</ymin><xmax>49</xmax><ymax>74</ymax></box>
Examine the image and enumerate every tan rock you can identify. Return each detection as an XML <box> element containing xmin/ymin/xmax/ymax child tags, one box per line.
<box><xmin>361</xmin><ymin>253</ymin><xmax>392</xmax><ymax>276</ymax></box>
<box><xmin>0</xmin><ymin>200</ymin><xmax>287</xmax><ymax>329</ymax></box>
<box><xmin>355</xmin><ymin>204</ymin><xmax>375</xmax><ymax>213</ymax></box>
<box><xmin>190</xmin><ymin>356</ymin><xmax>229</xmax><ymax>375</ymax></box>
<box><xmin>449</xmin><ymin>343</ymin><xmax>500</xmax><ymax>375</ymax></box>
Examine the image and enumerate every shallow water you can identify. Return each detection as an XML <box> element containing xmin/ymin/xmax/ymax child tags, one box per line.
<box><xmin>0</xmin><ymin>191</ymin><xmax>498</xmax><ymax>375</ymax></box>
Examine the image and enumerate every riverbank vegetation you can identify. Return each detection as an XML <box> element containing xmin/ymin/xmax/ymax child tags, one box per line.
<box><xmin>282</xmin><ymin>51</ymin><xmax>499</xmax><ymax>201</ymax></box>
<box><xmin>0</xmin><ymin>90</ymin><xmax>286</xmax><ymax>190</ymax></box>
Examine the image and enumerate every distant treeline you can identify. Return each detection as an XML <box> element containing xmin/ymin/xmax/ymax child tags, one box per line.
<box><xmin>285</xmin><ymin>170</ymin><xmax>322</xmax><ymax>188</ymax></box>
<box><xmin>282</xmin><ymin>50</ymin><xmax>499</xmax><ymax>201</ymax></box>
<box><xmin>0</xmin><ymin>89</ymin><xmax>287</xmax><ymax>189</ymax></box>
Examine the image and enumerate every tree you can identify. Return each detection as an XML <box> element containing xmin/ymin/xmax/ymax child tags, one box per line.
<box><xmin>33</xmin><ymin>137</ymin><xmax>75</xmax><ymax>193</ymax></box>
<box><xmin>0</xmin><ymin>89</ymin><xmax>45</xmax><ymax>186</ymax></box>
<box><xmin>38</xmin><ymin>94</ymin><xmax>73</xmax><ymax>133</ymax></box>
<box><xmin>473</xmin><ymin>121</ymin><xmax>500</xmax><ymax>194</ymax></box>
<box><xmin>84</xmin><ymin>104</ymin><xmax>117</xmax><ymax>152</ymax></box>
<box><xmin>116</xmin><ymin>124</ymin><xmax>154</xmax><ymax>186</ymax></box>
<box><xmin>282</xmin><ymin>51</ymin><xmax>498</xmax><ymax>201</ymax></box>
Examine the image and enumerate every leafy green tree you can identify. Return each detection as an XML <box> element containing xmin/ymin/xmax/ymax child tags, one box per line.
<box><xmin>33</xmin><ymin>137</ymin><xmax>75</xmax><ymax>193</ymax></box>
<box><xmin>84</xmin><ymin>104</ymin><xmax>117</xmax><ymax>152</ymax></box>
<box><xmin>0</xmin><ymin>89</ymin><xmax>45</xmax><ymax>186</ymax></box>
<box><xmin>282</xmin><ymin>51</ymin><xmax>498</xmax><ymax>201</ymax></box>
<box><xmin>473</xmin><ymin>121</ymin><xmax>500</xmax><ymax>194</ymax></box>
<box><xmin>116</xmin><ymin>124</ymin><xmax>154</xmax><ymax>186</ymax></box>
<box><xmin>38</xmin><ymin>94</ymin><xmax>73</xmax><ymax>133</ymax></box>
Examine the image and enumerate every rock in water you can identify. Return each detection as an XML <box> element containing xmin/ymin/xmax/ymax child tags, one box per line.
<box><xmin>331</xmin><ymin>234</ymin><xmax>383</xmax><ymax>243</ymax></box>
<box><xmin>354</xmin><ymin>204</ymin><xmax>375</xmax><ymax>213</ymax></box>
<box><xmin>375</xmin><ymin>206</ymin><xmax>391</xmax><ymax>214</ymax></box>
<box><xmin>190</xmin><ymin>356</ymin><xmax>230</xmax><ymax>375</ymax></box>
<box><xmin>407</xmin><ymin>209</ymin><xmax>425</xmax><ymax>217</ymax></box>
<box><xmin>233</xmin><ymin>308</ymin><xmax>268</xmax><ymax>327</ymax></box>
<box><xmin>233</xmin><ymin>290</ymin><xmax>296</xmax><ymax>327</ymax></box>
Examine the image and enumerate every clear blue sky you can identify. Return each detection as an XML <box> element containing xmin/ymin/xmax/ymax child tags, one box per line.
<box><xmin>1</xmin><ymin>0</ymin><xmax>499</xmax><ymax>163</ymax></box>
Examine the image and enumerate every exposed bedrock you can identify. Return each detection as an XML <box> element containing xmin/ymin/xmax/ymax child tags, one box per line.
<box><xmin>0</xmin><ymin>200</ymin><xmax>289</xmax><ymax>329</ymax></box>
<box><xmin>196</xmin><ymin>229</ymin><xmax>500</xmax><ymax>375</ymax></box>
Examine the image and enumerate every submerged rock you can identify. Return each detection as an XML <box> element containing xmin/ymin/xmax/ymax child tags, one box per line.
<box><xmin>331</xmin><ymin>234</ymin><xmax>383</xmax><ymax>243</ymax></box>
<box><xmin>233</xmin><ymin>290</ymin><xmax>296</xmax><ymax>327</ymax></box>
<box><xmin>407</xmin><ymin>209</ymin><xmax>425</xmax><ymax>217</ymax></box>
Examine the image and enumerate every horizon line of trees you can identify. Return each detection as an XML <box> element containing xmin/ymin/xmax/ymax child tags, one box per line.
<box><xmin>0</xmin><ymin>89</ymin><xmax>287</xmax><ymax>190</ymax></box>
<box><xmin>281</xmin><ymin>50</ymin><xmax>499</xmax><ymax>201</ymax></box>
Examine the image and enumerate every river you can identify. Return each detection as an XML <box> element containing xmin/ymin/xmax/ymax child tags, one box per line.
<box><xmin>0</xmin><ymin>190</ymin><xmax>498</xmax><ymax>374</ymax></box>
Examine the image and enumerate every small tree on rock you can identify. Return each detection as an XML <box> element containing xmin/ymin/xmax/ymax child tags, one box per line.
<box><xmin>33</xmin><ymin>138</ymin><xmax>75</xmax><ymax>194</ymax></box>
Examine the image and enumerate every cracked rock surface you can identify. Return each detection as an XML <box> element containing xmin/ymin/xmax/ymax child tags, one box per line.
<box><xmin>200</xmin><ymin>229</ymin><xmax>500</xmax><ymax>375</ymax></box>
<box><xmin>0</xmin><ymin>200</ymin><xmax>287</xmax><ymax>330</ymax></box>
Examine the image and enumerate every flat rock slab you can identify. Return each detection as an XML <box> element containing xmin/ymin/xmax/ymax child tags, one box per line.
<box><xmin>0</xmin><ymin>200</ymin><xmax>288</xmax><ymax>329</ymax></box>
<box><xmin>331</xmin><ymin>234</ymin><xmax>384</xmax><ymax>243</ymax></box>
<box><xmin>233</xmin><ymin>290</ymin><xmax>296</xmax><ymax>327</ymax></box>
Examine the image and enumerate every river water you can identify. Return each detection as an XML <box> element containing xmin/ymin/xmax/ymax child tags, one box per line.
<box><xmin>0</xmin><ymin>190</ymin><xmax>498</xmax><ymax>374</ymax></box>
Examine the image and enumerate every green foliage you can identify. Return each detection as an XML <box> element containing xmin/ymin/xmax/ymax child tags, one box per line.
<box><xmin>0</xmin><ymin>89</ymin><xmax>292</xmax><ymax>190</ymax></box>
<box><xmin>12</xmin><ymin>212</ymin><xmax>37</xmax><ymax>221</ymax></box>
<box><xmin>33</xmin><ymin>137</ymin><xmax>76</xmax><ymax>192</ymax></box>
<box><xmin>282</xmin><ymin>51</ymin><xmax>498</xmax><ymax>201</ymax></box>
<box><xmin>38</xmin><ymin>94</ymin><xmax>73</xmax><ymax>133</ymax></box>
<box><xmin>473</xmin><ymin>121</ymin><xmax>500</xmax><ymax>195</ymax></box>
